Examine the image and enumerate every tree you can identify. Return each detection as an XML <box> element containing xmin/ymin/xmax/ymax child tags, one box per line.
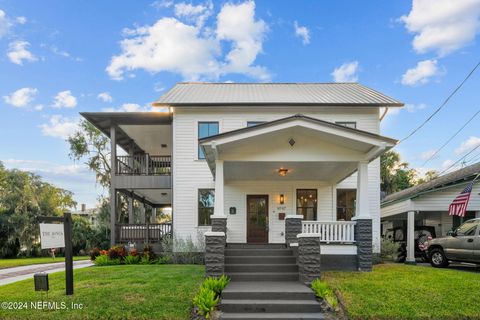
<box><xmin>380</xmin><ymin>151</ymin><xmax>417</xmax><ymax>195</ymax></box>
<box><xmin>68</xmin><ymin>120</ymin><xmax>111</xmax><ymax>188</ymax></box>
<box><xmin>416</xmin><ymin>170</ymin><xmax>439</xmax><ymax>185</ymax></box>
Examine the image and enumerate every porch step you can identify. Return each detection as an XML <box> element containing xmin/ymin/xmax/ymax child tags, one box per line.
<box><xmin>227</xmin><ymin>272</ymin><xmax>299</xmax><ymax>282</ymax></box>
<box><xmin>226</xmin><ymin>249</ymin><xmax>293</xmax><ymax>256</ymax></box>
<box><xmin>228</xmin><ymin>243</ymin><xmax>286</xmax><ymax>249</ymax></box>
<box><xmin>220</xmin><ymin>299</ymin><xmax>321</xmax><ymax>313</ymax></box>
<box><xmin>225</xmin><ymin>264</ymin><xmax>298</xmax><ymax>273</ymax></box>
<box><xmin>226</xmin><ymin>256</ymin><xmax>297</xmax><ymax>264</ymax></box>
<box><xmin>221</xmin><ymin>281</ymin><xmax>315</xmax><ymax>301</ymax></box>
<box><xmin>220</xmin><ymin>313</ymin><xmax>325</xmax><ymax>319</ymax></box>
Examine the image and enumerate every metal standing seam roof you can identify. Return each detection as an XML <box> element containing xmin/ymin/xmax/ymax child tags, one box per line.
<box><xmin>381</xmin><ymin>162</ymin><xmax>480</xmax><ymax>206</ymax></box>
<box><xmin>152</xmin><ymin>83</ymin><xmax>404</xmax><ymax>107</ymax></box>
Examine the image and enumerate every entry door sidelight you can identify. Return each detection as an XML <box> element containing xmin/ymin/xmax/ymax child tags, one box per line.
<box><xmin>247</xmin><ymin>195</ymin><xmax>269</xmax><ymax>243</ymax></box>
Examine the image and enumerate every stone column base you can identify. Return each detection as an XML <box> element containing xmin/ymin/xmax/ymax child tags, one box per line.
<box><xmin>297</xmin><ymin>234</ymin><xmax>321</xmax><ymax>285</ymax></box>
<box><xmin>205</xmin><ymin>231</ymin><xmax>226</xmax><ymax>278</ymax></box>
<box><xmin>354</xmin><ymin>218</ymin><xmax>372</xmax><ymax>271</ymax></box>
<box><xmin>285</xmin><ymin>215</ymin><xmax>303</xmax><ymax>246</ymax></box>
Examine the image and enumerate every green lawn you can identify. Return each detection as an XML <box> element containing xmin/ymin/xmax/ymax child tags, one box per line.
<box><xmin>0</xmin><ymin>256</ymin><xmax>90</xmax><ymax>269</ymax></box>
<box><xmin>0</xmin><ymin>264</ymin><xmax>204</xmax><ymax>320</ymax></box>
<box><xmin>323</xmin><ymin>264</ymin><xmax>480</xmax><ymax>320</ymax></box>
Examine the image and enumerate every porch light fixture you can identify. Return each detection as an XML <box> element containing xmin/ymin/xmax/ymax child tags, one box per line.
<box><xmin>279</xmin><ymin>194</ymin><xmax>285</xmax><ymax>205</ymax></box>
<box><xmin>278</xmin><ymin>168</ymin><xmax>289</xmax><ymax>176</ymax></box>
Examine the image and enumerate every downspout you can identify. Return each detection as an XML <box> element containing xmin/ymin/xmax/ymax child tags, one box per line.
<box><xmin>379</xmin><ymin>107</ymin><xmax>389</xmax><ymax>121</ymax></box>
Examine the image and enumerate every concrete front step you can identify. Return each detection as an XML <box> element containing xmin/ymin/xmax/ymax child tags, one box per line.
<box><xmin>221</xmin><ymin>281</ymin><xmax>315</xmax><ymax>301</ymax></box>
<box><xmin>225</xmin><ymin>264</ymin><xmax>298</xmax><ymax>273</ymax></box>
<box><xmin>220</xmin><ymin>313</ymin><xmax>325</xmax><ymax>319</ymax></box>
<box><xmin>227</xmin><ymin>244</ymin><xmax>287</xmax><ymax>249</ymax></box>
<box><xmin>226</xmin><ymin>249</ymin><xmax>293</xmax><ymax>256</ymax></box>
<box><xmin>226</xmin><ymin>256</ymin><xmax>297</xmax><ymax>264</ymax></box>
<box><xmin>220</xmin><ymin>299</ymin><xmax>321</xmax><ymax>313</ymax></box>
<box><xmin>227</xmin><ymin>272</ymin><xmax>299</xmax><ymax>282</ymax></box>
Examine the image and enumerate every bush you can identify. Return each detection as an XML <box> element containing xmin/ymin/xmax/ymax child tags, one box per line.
<box><xmin>93</xmin><ymin>254</ymin><xmax>121</xmax><ymax>266</ymax></box>
<box><xmin>124</xmin><ymin>254</ymin><xmax>140</xmax><ymax>264</ymax></box>
<box><xmin>142</xmin><ymin>244</ymin><xmax>156</xmax><ymax>261</ymax></box>
<box><xmin>202</xmin><ymin>275</ymin><xmax>230</xmax><ymax>296</ymax></box>
<box><xmin>89</xmin><ymin>248</ymin><xmax>101</xmax><ymax>261</ymax></box>
<box><xmin>381</xmin><ymin>239</ymin><xmax>401</xmax><ymax>262</ymax></box>
<box><xmin>157</xmin><ymin>256</ymin><xmax>170</xmax><ymax>264</ymax></box>
<box><xmin>311</xmin><ymin>279</ymin><xmax>339</xmax><ymax>311</ymax></box>
<box><xmin>140</xmin><ymin>255</ymin><xmax>154</xmax><ymax>265</ymax></box>
<box><xmin>160</xmin><ymin>233</ymin><xmax>205</xmax><ymax>264</ymax></box>
<box><xmin>193</xmin><ymin>287</ymin><xmax>219</xmax><ymax>319</ymax></box>
<box><xmin>108</xmin><ymin>245</ymin><xmax>127</xmax><ymax>261</ymax></box>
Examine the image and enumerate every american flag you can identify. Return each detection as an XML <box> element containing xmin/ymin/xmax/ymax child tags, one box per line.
<box><xmin>448</xmin><ymin>180</ymin><xmax>475</xmax><ymax>217</ymax></box>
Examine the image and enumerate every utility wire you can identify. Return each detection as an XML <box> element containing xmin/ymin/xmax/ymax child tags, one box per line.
<box><xmin>421</xmin><ymin>108</ymin><xmax>480</xmax><ymax>166</ymax></box>
<box><xmin>399</xmin><ymin>60</ymin><xmax>480</xmax><ymax>144</ymax></box>
<box><xmin>438</xmin><ymin>144</ymin><xmax>480</xmax><ymax>176</ymax></box>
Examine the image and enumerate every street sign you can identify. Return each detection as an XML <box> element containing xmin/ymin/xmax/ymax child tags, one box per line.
<box><xmin>39</xmin><ymin>223</ymin><xmax>65</xmax><ymax>249</ymax></box>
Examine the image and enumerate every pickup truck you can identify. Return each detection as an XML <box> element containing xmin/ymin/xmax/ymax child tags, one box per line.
<box><xmin>426</xmin><ymin>218</ymin><xmax>480</xmax><ymax>267</ymax></box>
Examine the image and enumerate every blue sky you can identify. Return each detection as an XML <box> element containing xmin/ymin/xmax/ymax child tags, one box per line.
<box><xmin>1</xmin><ymin>0</ymin><xmax>480</xmax><ymax>208</ymax></box>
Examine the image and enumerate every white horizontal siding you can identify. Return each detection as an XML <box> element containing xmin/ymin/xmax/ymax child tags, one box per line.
<box><xmin>413</xmin><ymin>182</ymin><xmax>480</xmax><ymax>211</ymax></box>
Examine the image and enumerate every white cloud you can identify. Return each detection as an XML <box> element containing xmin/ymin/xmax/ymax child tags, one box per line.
<box><xmin>405</xmin><ymin>103</ymin><xmax>427</xmax><ymax>112</ymax></box>
<box><xmin>401</xmin><ymin>59</ymin><xmax>440</xmax><ymax>86</ymax></box>
<box><xmin>151</xmin><ymin>0</ymin><xmax>174</xmax><ymax>9</ymax></box>
<box><xmin>107</xmin><ymin>1</ymin><xmax>269</xmax><ymax>81</ymax></box>
<box><xmin>420</xmin><ymin>149</ymin><xmax>438</xmax><ymax>160</ymax></box>
<box><xmin>331</xmin><ymin>61</ymin><xmax>359</xmax><ymax>82</ymax></box>
<box><xmin>102</xmin><ymin>103</ymin><xmax>147</xmax><ymax>112</ymax></box>
<box><xmin>293</xmin><ymin>21</ymin><xmax>310</xmax><ymax>45</ymax></box>
<box><xmin>7</xmin><ymin>40</ymin><xmax>37</xmax><ymax>65</ymax></box>
<box><xmin>3</xmin><ymin>87</ymin><xmax>38</xmax><ymax>107</ymax></box>
<box><xmin>40</xmin><ymin>115</ymin><xmax>79</xmax><ymax>139</ymax></box>
<box><xmin>455</xmin><ymin>136</ymin><xmax>480</xmax><ymax>154</ymax></box>
<box><xmin>400</xmin><ymin>0</ymin><xmax>480</xmax><ymax>56</ymax></box>
<box><xmin>16</xmin><ymin>16</ymin><xmax>27</xmax><ymax>24</ymax></box>
<box><xmin>0</xmin><ymin>10</ymin><xmax>12</xmax><ymax>38</ymax></box>
<box><xmin>34</xmin><ymin>104</ymin><xmax>44</xmax><ymax>111</ymax></box>
<box><xmin>174</xmin><ymin>1</ymin><xmax>213</xmax><ymax>27</ymax></box>
<box><xmin>52</xmin><ymin>90</ymin><xmax>77</xmax><ymax>108</ymax></box>
<box><xmin>3</xmin><ymin>159</ymin><xmax>86</xmax><ymax>176</ymax></box>
<box><xmin>97</xmin><ymin>92</ymin><xmax>113</xmax><ymax>103</ymax></box>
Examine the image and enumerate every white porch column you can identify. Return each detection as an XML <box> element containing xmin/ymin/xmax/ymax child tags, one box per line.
<box><xmin>406</xmin><ymin>210</ymin><xmax>416</xmax><ymax>265</ymax></box>
<box><xmin>213</xmin><ymin>159</ymin><xmax>225</xmax><ymax>217</ymax></box>
<box><xmin>139</xmin><ymin>202</ymin><xmax>146</xmax><ymax>224</ymax></box>
<box><xmin>354</xmin><ymin>161</ymin><xmax>370</xmax><ymax>219</ymax></box>
<box><xmin>109</xmin><ymin>124</ymin><xmax>117</xmax><ymax>246</ymax></box>
<box><xmin>128</xmin><ymin>196</ymin><xmax>134</xmax><ymax>224</ymax></box>
<box><xmin>151</xmin><ymin>207</ymin><xmax>157</xmax><ymax>223</ymax></box>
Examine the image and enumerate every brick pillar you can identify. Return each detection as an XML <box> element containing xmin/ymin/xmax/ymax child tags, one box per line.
<box><xmin>285</xmin><ymin>215</ymin><xmax>303</xmax><ymax>246</ymax></box>
<box><xmin>297</xmin><ymin>234</ymin><xmax>321</xmax><ymax>285</ymax></box>
<box><xmin>355</xmin><ymin>219</ymin><xmax>372</xmax><ymax>271</ymax></box>
<box><xmin>205</xmin><ymin>231</ymin><xmax>226</xmax><ymax>278</ymax></box>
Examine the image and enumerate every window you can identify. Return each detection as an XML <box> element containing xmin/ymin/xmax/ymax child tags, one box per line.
<box><xmin>247</xmin><ymin>121</ymin><xmax>266</xmax><ymax>127</ymax></box>
<box><xmin>198</xmin><ymin>189</ymin><xmax>215</xmax><ymax>226</ymax></box>
<box><xmin>337</xmin><ymin>189</ymin><xmax>356</xmax><ymax>221</ymax></box>
<box><xmin>455</xmin><ymin>219</ymin><xmax>479</xmax><ymax>236</ymax></box>
<box><xmin>296</xmin><ymin>189</ymin><xmax>317</xmax><ymax>220</ymax></box>
<box><xmin>198</xmin><ymin>122</ymin><xmax>219</xmax><ymax>159</ymax></box>
<box><xmin>335</xmin><ymin>121</ymin><xmax>357</xmax><ymax>129</ymax></box>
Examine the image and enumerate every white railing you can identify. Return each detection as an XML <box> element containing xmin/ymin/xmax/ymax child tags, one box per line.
<box><xmin>302</xmin><ymin>221</ymin><xmax>356</xmax><ymax>243</ymax></box>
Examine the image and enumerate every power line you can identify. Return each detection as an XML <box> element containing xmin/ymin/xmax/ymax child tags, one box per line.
<box><xmin>421</xmin><ymin>107</ymin><xmax>480</xmax><ymax>166</ymax></box>
<box><xmin>399</xmin><ymin>60</ymin><xmax>480</xmax><ymax>144</ymax></box>
<box><xmin>438</xmin><ymin>144</ymin><xmax>480</xmax><ymax>176</ymax></box>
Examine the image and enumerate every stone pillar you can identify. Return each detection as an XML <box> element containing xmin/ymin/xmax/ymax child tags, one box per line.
<box><xmin>285</xmin><ymin>215</ymin><xmax>303</xmax><ymax>246</ymax></box>
<box><xmin>211</xmin><ymin>216</ymin><xmax>227</xmax><ymax>233</ymax></box>
<box><xmin>205</xmin><ymin>231</ymin><xmax>226</xmax><ymax>277</ymax></box>
<box><xmin>405</xmin><ymin>211</ymin><xmax>416</xmax><ymax>265</ymax></box>
<box><xmin>355</xmin><ymin>219</ymin><xmax>372</xmax><ymax>271</ymax></box>
<box><xmin>297</xmin><ymin>234</ymin><xmax>321</xmax><ymax>285</ymax></box>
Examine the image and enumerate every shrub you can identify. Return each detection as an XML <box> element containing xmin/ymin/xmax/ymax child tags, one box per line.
<box><xmin>142</xmin><ymin>244</ymin><xmax>156</xmax><ymax>261</ymax></box>
<box><xmin>140</xmin><ymin>255</ymin><xmax>154</xmax><ymax>265</ymax></box>
<box><xmin>193</xmin><ymin>287</ymin><xmax>219</xmax><ymax>319</ymax></box>
<box><xmin>311</xmin><ymin>279</ymin><xmax>339</xmax><ymax>311</ymax></box>
<box><xmin>202</xmin><ymin>275</ymin><xmax>230</xmax><ymax>295</ymax></box>
<box><xmin>129</xmin><ymin>248</ymin><xmax>138</xmax><ymax>256</ymax></box>
<box><xmin>108</xmin><ymin>245</ymin><xmax>127</xmax><ymax>261</ymax></box>
<box><xmin>157</xmin><ymin>256</ymin><xmax>170</xmax><ymax>264</ymax></box>
<box><xmin>89</xmin><ymin>248</ymin><xmax>101</xmax><ymax>261</ymax></box>
<box><xmin>380</xmin><ymin>239</ymin><xmax>400</xmax><ymax>262</ymax></box>
<box><xmin>124</xmin><ymin>254</ymin><xmax>140</xmax><ymax>264</ymax></box>
<box><xmin>93</xmin><ymin>255</ymin><xmax>119</xmax><ymax>266</ymax></box>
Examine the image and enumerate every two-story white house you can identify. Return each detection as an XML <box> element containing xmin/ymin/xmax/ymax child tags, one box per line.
<box><xmin>82</xmin><ymin>82</ymin><xmax>402</xmax><ymax>272</ymax></box>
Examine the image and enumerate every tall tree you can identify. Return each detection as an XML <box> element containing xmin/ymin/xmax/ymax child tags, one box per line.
<box><xmin>380</xmin><ymin>151</ymin><xmax>417</xmax><ymax>195</ymax></box>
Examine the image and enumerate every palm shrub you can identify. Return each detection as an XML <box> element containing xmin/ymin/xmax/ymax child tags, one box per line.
<box><xmin>93</xmin><ymin>255</ymin><xmax>121</xmax><ymax>266</ymax></box>
<box><xmin>124</xmin><ymin>254</ymin><xmax>140</xmax><ymax>264</ymax></box>
<box><xmin>311</xmin><ymin>279</ymin><xmax>338</xmax><ymax>311</ymax></box>
<box><xmin>202</xmin><ymin>275</ymin><xmax>230</xmax><ymax>295</ymax></box>
<box><xmin>193</xmin><ymin>287</ymin><xmax>219</xmax><ymax>319</ymax></box>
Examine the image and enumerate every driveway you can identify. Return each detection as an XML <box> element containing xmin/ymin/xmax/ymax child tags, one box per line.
<box><xmin>417</xmin><ymin>261</ymin><xmax>480</xmax><ymax>273</ymax></box>
<box><xmin>0</xmin><ymin>260</ymin><xmax>93</xmax><ymax>286</ymax></box>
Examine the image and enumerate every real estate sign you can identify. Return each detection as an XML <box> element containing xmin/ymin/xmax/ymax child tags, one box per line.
<box><xmin>39</xmin><ymin>223</ymin><xmax>65</xmax><ymax>249</ymax></box>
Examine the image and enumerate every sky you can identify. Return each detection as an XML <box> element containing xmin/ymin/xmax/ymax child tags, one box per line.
<box><xmin>1</xmin><ymin>0</ymin><xmax>480</xmax><ymax>208</ymax></box>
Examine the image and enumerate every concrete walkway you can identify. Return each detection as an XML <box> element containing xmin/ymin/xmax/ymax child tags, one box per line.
<box><xmin>0</xmin><ymin>260</ymin><xmax>93</xmax><ymax>286</ymax></box>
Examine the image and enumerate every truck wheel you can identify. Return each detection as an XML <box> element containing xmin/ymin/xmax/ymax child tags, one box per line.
<box><xmin>430</xmin><ymin>248</ymin><xmax>449</xmax><ymax>268</ymax></box>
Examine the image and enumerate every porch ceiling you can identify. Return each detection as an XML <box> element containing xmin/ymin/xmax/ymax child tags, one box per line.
<box><xmin>119</xmin><ymin>124</ymin><xmax>172</xmax><ymax>155</ymax></box>
<box><xmin>120</xmin><ymin>188</ymin><xmax>172</xmax><ymax>207</ymax></box>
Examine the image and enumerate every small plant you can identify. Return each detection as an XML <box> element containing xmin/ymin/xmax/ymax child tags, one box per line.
<box><xmin>129</xmin><ymin>248</ymin><xmax>138</xmax><ymax>256</ymax></box>
<box><xmin>157</xmin><ymin>256</ymin><xmax>170</xmax><ymax>264</ymax></box>
<box><xmin>124</xmin><ymin>254</ymin><xmax>140</xmax><ymax>264</ymax></box>
<box><xmin>89</xmin><ymin>247</ymin><xmax>101</xmax><ymax>261</ymax></box>
<box><xmin>108</xmin><ymin>245</ymin><xmax>127</xmax><ymax>261</ymax></box>
<box><xmin>142</xmin><ymin>244</ymin><xmax>156</xmax><ymax>261</ymax></box>
<box><xmin>140</xmin><ymin>255</ymin><xmax>153</xmax><ymax>265</ymax></box>
<box><xmin>311</xmin><ymin>279</ymin><xmax>339</xmax><ymax>311</ymax></box>
<box><xmin>380</xmin><ymin>239</ymin><xmax>401</xmax><ymax>262</ymax></box>
<box><xmin>202</xmin><ymin>275</ymin><xmax>230</xmax><ymax>295</ymax></box>
<box><xmin>193</xmin><ymin>286</ymin><xmax>219</xmax><ymax>319</ymax></box>
<box><xmin>93</xmin><ymin>255</ymin><xmax>121</xmax><ymax>266</ymax></box>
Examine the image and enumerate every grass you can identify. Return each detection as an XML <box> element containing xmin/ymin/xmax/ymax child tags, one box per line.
<box><xmin>0</xmin><ymin>256</ymin><xmax>90</xmax><ymax>269</ymax></box>
<box><xmin>323</xmin><ymin>264</ymin><xmax>480</xmax><ymax>320</ymax></box>
<box><xmin>0</xmin><ymin>264</ymin><xmax>204</xmax><ymax>319</ymax></box>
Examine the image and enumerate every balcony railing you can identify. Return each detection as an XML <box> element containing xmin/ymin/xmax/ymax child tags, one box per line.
<box><xmin>116</xmin><ymin>155</ymin><xmax>171</xmax><ymax>175</ymax></box>
<box><xmin>302</xmin><ymin>221</ymin><xmax>356</xmax><ymax>243</ymax></box>
<box><xmin>117</xmin><ymin>223</ymin><xmax>172</xmax><ymax>244</ymax></box>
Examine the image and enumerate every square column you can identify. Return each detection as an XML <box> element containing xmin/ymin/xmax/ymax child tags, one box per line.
<box><xmin>139</xmin><ymin>202</ymin><xmax>146</xmax><ymax>224</ymax></box>
<box><xmin>213</xmin><ymin>159</ymin><xmax>225</xmax><ymax>217</ymax></box>
<box><xmin>151</xmin><ymin>208</ymin><xmax>157</xmax><ymax>223</ymax></box>
<box><xmin>205</xmin><ymin>231</ymin><xmax>226</xmax><ymax>277</ymax></box>
<box><xmin>353</xmin><ymin>161</ymin><xmax>372</xmax><ymax>271</ymax></box>
<box><xmin>109</xmin><ymin>124</ymin><xmax>117</xmax><ymax>246</ymax></box>
<box><xmin>128</xmin><ymin>196</ymin><xmax>134</xmax><ymax>224</ymax></box>
<box><xmin>285</xmin><ymin>215</ymin><xmax>303</xmax><ymax>246</ymax></box>
<box><xmin>405</xmin><ymin>210</ymin><xmax>416</xmax><ymax>265</ymax></box>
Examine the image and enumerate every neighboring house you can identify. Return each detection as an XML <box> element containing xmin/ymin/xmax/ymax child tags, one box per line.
<box><xmin>381</xmin><ymin>162</ymin><xmax>480</xmax><ymax>263</ymax></box>
<box><xmin>81</xmin><ymin>82</ymin><xmax>402</xmax><ymax>271</ymax></box>
<box><xmin>72</xmin><ymin>204</ymin><xmax>99</xmax><ymax>227</ymax></box>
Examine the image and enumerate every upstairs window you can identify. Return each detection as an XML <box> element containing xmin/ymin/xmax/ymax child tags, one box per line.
<box><xmin>198</xmin><ymin>122</ymin><xmax>219</xmax><ymax>159</ymax></box>
<box><xmin>247</xmin><ymin>121</ymin><xmax>266</xmax><ymax>127</ymax></box>
<box><xmin>198</xmin><ymin>189</ymin><xmax>215</xmax><ymax>226</ymax></box>
<box><xmin>335</xmin><ymin>121</ymin><xmax>357</xmax><ymax>129</ymax></box>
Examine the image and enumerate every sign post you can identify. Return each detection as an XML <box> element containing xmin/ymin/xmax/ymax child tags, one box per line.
<box><xmin>38</xmin><ymin>212</ymin><xmax>74</xmax><ymax>295</ymax></box>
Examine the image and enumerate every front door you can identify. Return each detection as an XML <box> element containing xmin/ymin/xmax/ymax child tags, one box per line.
<box><xmin>247</xmin><ymin>195</ymin><xmax>269</xmax><ymax>243</ymax></box>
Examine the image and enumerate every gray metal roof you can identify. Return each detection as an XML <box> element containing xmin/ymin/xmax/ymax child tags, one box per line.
<box><xmin>153</xmin><ymin>82</ymin><xmax>404</xmax><ymax>107</ymax></box>
<box><xmin>382</xmin><ymin>162</ymin><xmax>480</xmax><ymax>206</ymax></box>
